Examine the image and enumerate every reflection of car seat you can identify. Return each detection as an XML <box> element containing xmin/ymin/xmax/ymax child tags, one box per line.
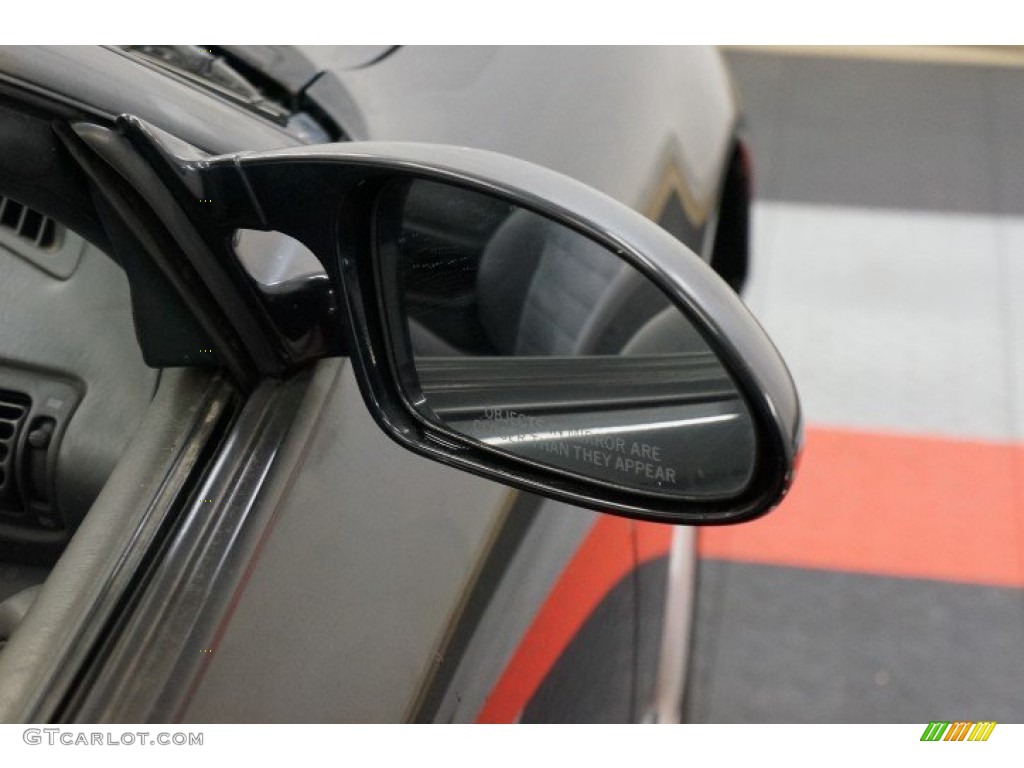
<box><xmin>621</xmin><ymin>305</ymin><xmax>711</xmax><ymax>356</ymax></box>
<box><xmin>476</xmin><ymin>211</ymin><xmax>669</xmax><ymax>355</ymax></box>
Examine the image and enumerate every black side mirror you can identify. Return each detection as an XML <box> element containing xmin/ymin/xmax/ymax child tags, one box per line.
<box><xmin>78</xmin><ymin>116</ymin><xmax>802</xmax><ymax>525</ymax></box>
<box><xmin>375</xmin><ymin>178</ymin><xmax>759</xmax><ymax>501</ymax></box>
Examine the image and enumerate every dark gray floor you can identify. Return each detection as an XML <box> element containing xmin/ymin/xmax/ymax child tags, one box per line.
<box><xmin>688</xmin><ymin>559</ymin><xmax>1024</xmax><ymax>723</ymax></box>
<box><xmin>727</xmin><ymin>49</ymin><xmax>1024</xmax><ymax>215</ymax></box>
<box><xmin>685</xmin><ymin>50</ymin><xmax>1024</xmax><ymax>723</ymax></box>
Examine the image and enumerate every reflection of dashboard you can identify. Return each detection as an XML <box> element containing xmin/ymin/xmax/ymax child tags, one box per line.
<box><xmin>0</xmin><ymin>197</ymin><xmax>157</xmax><ymax>563</ymax></box>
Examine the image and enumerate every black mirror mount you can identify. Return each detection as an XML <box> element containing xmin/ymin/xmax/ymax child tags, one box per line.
<box><xmin>105</xmin><ymin>114</ymin><xmax>802</xmax><ymax>525</ymax></box>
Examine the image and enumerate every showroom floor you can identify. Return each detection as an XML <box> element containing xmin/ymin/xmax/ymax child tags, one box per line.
<box><xmin>687</xmin><ymin>48</ymin><xmax>1024</xmax><ymax>722</ymax></box>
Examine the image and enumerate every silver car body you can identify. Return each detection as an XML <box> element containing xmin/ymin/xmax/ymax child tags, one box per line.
<box><xmin>0</xmin><ymin>45</ymin><xmax>739</xmax><ymax>723</ymax></box>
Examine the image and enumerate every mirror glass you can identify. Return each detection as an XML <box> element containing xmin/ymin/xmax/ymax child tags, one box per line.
<box><xmin>376</xmin><ymin>179</ymin><xmax>756</xmax><ymax>499</ymax></box>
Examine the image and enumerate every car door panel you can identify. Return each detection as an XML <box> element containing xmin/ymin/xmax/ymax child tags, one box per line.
<box><xmin>179</xmin><ymin>359</ymin><xmax>514</xmax><ymax>722</ymax></box>
<box><xmin>169</xmin><ymin>361</ymin><xmax>640</xmax><ymax>723</ymax></box>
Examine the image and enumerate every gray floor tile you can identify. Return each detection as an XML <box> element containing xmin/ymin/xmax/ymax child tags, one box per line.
<box><xmin>725</xmin><ymin>51</ymin><xmax>1006</xmax><ymax>214</ymax></box>
<box><xmin>745</xmin><ymin>201</ymin><xmax>1012</xmax><ymax>440</ymax></box>
<box><xmin>687</xmin><ymin>560</ymin><xmax>1024</xmax><ymax>723</ymax></box>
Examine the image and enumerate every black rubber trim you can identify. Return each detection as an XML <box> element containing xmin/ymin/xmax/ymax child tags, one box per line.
<box><xmin>53</xmin><ymin>123</ymin><xmax>263</xmax><ymax>388</ymax></box>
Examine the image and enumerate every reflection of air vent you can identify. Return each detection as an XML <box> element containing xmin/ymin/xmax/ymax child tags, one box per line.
<box><xmin>0</xmin><ymin>197</ymin><xmax>59</xmax><ymax>250</ymax></box>
<box><xmin>0</xmin><ymin>390</ymin><xmax>30</xmax><ymax>513</ymax></box>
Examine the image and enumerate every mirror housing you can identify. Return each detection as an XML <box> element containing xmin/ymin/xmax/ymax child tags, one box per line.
<box><xmin>85</xmin><ymin>116</ymin><xmax>802</xmax><ymax>525</ymax></box>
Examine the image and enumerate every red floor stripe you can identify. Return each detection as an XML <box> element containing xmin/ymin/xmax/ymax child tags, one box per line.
<box><xmin>699</xmin><ymin>426</ymin><xmax>1024</xmax><ymax>587</ymax></box>
<box><xmin>636</xmin><ymin>519</ymin><xmax>675</xmax><ymax>563</ymax></box>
